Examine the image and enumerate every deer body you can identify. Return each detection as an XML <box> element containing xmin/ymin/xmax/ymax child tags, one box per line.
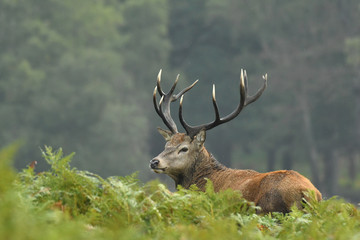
<box><xmin>151</xmin><ymin>69</ymin><xmax>322</xmax><ymax>214</ymax></box>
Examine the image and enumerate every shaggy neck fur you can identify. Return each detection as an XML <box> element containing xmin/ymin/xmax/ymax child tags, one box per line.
<box><xmin>174</xmin><ymin>147</ymin><xmax>226</xmax><ymax>190</ymax></box>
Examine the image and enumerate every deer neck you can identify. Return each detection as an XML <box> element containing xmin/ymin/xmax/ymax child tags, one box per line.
<box><xmin>175</xmin><ymin>146</ymin><xmax>226</xmax><ymax>190</ymax></box>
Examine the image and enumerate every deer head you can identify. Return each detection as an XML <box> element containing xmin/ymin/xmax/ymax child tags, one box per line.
<box><xmin>150</xmin><ymin>69</ymin><xmax>267</xmax><ymax>183</ymax></box>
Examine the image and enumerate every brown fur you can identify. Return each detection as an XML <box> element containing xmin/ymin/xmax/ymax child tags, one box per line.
<box><xmin>151</xmin><ymin>130</ymin><xmax>322</xmax><ymax>214</ymax></box>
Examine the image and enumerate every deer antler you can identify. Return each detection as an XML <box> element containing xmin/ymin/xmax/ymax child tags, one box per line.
<box><xmin>153</xmin><ymin>69</ymin><xmax>198</xmax><ymax>133</ymax></box>
<box><xmin>179</xmin><ymin>69</ymin><xmax>267</xmax><ymax>138</ymax></box>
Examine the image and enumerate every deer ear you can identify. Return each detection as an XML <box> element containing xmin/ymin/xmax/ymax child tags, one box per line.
<box><xmin>194</xmin><ymin>129</ymin><xmax>206</xmax><ymax>147</ymax></box>
<box><xmin>157</xmin><ymin>128</ymin><xmax>172</xmax><ymax>141</ymax></box>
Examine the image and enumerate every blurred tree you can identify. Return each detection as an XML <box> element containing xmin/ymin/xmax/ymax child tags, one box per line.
<box><xmin>165</xmin><ymin>0</ymin><xmax>360</xmax><ymax>198</ymax></box>
<box><xmin>344</xmin><ymin>36</ymin><xmax>360</xmax><ymax>190</ymax></box>
<box><xmin>166</xmin><ymin>0</ymin><xmax>266</xmax><ymax>168</ymax></box>
<box><xmin>0</xmin><ymin>0</ymin><xmax>359</xmax><ymax>200</ymax></box>
<box><xmin>121</xmin><ymin>0</ymin><xmax>170</xmax><ymax>93</ymax></box>
<box><xmin>0</xmin><ymin>0</ymin><xmax>169</xmax><ymax>179</ymax></box>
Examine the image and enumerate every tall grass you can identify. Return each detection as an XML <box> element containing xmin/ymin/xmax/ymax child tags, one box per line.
<box><xmin>0</xmin><ymin>145</ymin><xmax>359</xmax><ymax>239</ymax></box>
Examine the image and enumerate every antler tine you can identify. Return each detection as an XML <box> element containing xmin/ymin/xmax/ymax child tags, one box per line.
<box><xmin>240</xmin><ymin>69</ymin><xmax>246</xmax><ymax>107</ymax></box>
<box><xmin>153</xmin><ymin>87</ymin><xmax>175</xmax><ymax>132</ymax></box>
<box><xmin>174</xmin><ymin>79</ymin><xmax>199</xmax><ymax>100</ymax></box>
<box><xmin>179</xmin><ymin>84</ymin><xmax>222</xmax><ymax>137</ymax></box>
<box><xmin>153</xmin><ymin>70</ymin><xmax>199</xmax><ymax>134</ymax></box>
<box><xmin>153</xmin><ymin>86</ymin><xmax>161</xmax><ymax>115</ymax></box>
<box><xmin>243</xmin><ymin>69</ymin><xmax>249</xmax><ymax>93</ymax></box>
<box><xmin>179</xmin><ymin>69</ymin><xmax>267</xmax><ymax>138</ymax></box>
<box><xmin>245</xmin><ymin>72</ymin><xmax>267</xmax><ymax>105</ymax></box>
<box><xmin>212</xmin><ymin>84</ymin><xmax>220</xmax><ymax>121</ymax></box>
<box><xmin>179</xmin><ymin>95</ymin><xmax>189</xmax><ymax>133</ymax></box>
<box><xmin>168</xmin><ymin>74</ymin><xmax>180</xmax><ymax>97</ymax></box>
<box><xmin>156</xmin><ymin>69</ymin><xmax>165</xmax><ymax>96</ymax></box>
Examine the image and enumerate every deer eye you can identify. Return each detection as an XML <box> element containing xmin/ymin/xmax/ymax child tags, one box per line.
<box><xmin>179</xmin><ymin>147</ymin><xmax>188</xmax><ymax>153</ymax></box>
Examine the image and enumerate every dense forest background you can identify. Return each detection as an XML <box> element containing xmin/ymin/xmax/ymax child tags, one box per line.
<box><xmin>1</xmin><ymin>0</ymin><xmax>360</xmax><ymax>201</ymax></box>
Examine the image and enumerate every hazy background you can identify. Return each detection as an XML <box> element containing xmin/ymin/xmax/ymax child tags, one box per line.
<box><xmin>1</xmin><ymin>0</ymin><xmax>360</xmax><ymax>201</ymax></box>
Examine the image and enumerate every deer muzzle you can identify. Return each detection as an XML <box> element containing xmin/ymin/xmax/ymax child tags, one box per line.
<box><xmin>150</xmin><ymin>158</ymin><xmax>166</xmax><ymax>173</ymax></box>
<box><xmin>150</xmin><ymin>159</ymin><xmax>159</xmax><ymax>169</ymax></box>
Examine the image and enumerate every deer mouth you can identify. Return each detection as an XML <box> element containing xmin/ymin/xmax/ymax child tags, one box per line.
<box><xmin>151</xmin><ymin>167</ymin><xmax>166</xmax><ymax>173</ymax></box>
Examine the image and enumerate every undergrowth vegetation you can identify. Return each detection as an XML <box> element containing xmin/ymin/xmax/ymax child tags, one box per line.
<box><xmin>0</xmin><ymin>144</ymin><xmax>359</xmax><ymax>239</ymax></box>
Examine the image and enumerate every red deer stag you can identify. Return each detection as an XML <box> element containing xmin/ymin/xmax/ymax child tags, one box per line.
<box><xmin>150</xmin><ymin>69</ymin><xmax>322</xmax><ymax>213</ymax></box>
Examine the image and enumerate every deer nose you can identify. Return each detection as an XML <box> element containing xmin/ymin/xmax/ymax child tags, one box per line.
<box><xmin>150</xmin><ymin>159</ymin><xmax>159</xmax><ymax>169</ymax></box>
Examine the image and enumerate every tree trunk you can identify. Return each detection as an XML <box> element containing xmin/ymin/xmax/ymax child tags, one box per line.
<box><xmin>323</xmin><ymin>151</ymin><xmax>338</xmax><ymax>197</ymax></box>
<box><xmin>209</xmin><ymin>130</ymin><xmax>233</xmax><ymax>168</ymax></box>
<box><xmin>350</xmin><ymin>75</ymin><xmax>360</xmax><ymax>186</ymax></box>
<box><xmin>354</xmin><ymin>75</ymin><xmax>360</xmax><ymax>149</ymax></box>
<box><xmin>348</xmin><ymin>154</ymin><xmax>357</xmax><ymax>184</ymax></box>
<box><xmin>346</xmin><ymin>72</ymin><xmax>360</xmax><ymax>188</ymax></box>
<box><xmin>267</xmin><ymin>148</ymin><xmax>276</xmax><ymax>172</ymax></box>
<box><xmin>282</xmin><ymin>148</ymin><xmax>293</xmax><ymax>170</ymax></box>
<box><xmin>298</xmin><ymin>94</ymin><xmax>321</xmax><ymax>189</ymax></box>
